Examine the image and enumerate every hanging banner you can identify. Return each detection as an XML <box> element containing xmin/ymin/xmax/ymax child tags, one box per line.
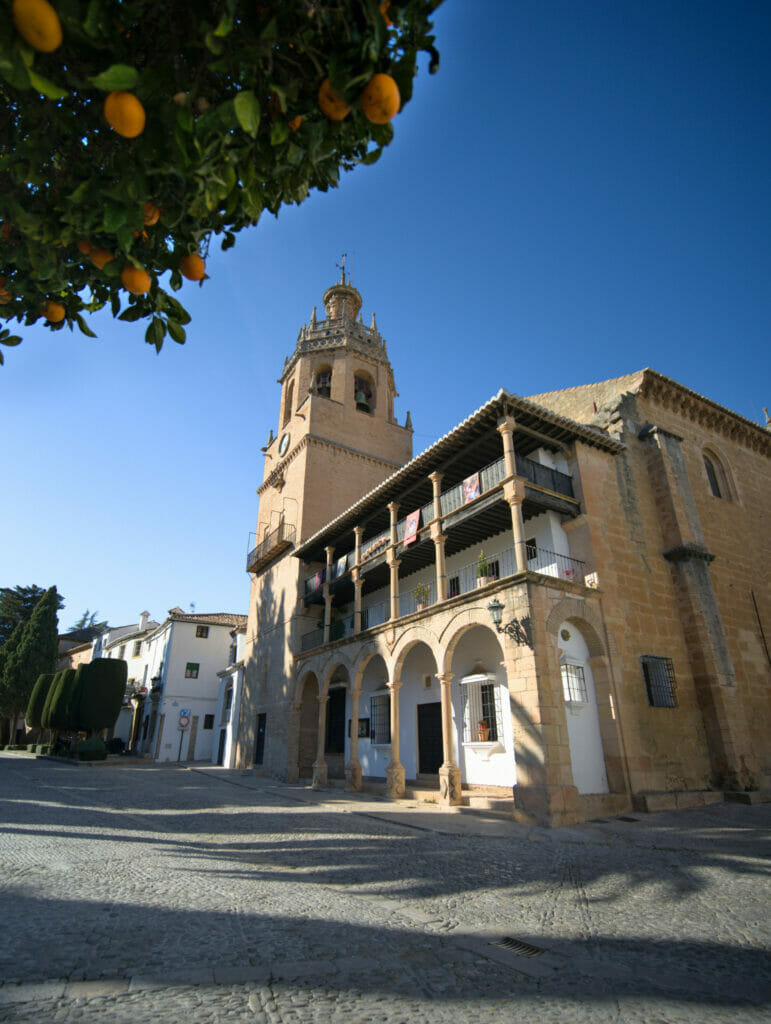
<box><xmin>463</xmin><ymin>472</ymin><xmax>480</xmax><ymax>504</ymax></box>
<box><xmin>313</xmin><ymin>570</ymin><xmax>324</xmax><ymax>591</ymax></box>
<box><xmin>403</xmin><ymin>509</ymin><xmax>421</xmax><ymax>546</ymax></box>
<box><xmin>336</xmin><ymin>554</ymin><xmax>348</xmax><ymax>578</ymax></box>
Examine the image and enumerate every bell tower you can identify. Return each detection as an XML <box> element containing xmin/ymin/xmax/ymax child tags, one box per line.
<box><xmin>258</xmin><ymin>269</ymin><xmax>413</xmax><ymax>545</ymax></box>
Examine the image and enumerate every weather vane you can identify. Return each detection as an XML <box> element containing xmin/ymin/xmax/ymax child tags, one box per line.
<box><xmin>337</xmin><ymin>252</ymin><xmax>347</xmax><ymax>284</ymax></box>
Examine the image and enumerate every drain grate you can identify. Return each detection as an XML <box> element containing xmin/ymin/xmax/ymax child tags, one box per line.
<box><xmin>491</xmin><ymin>937</ymin><xmax>545</xmax><ymax>959</ymax></box>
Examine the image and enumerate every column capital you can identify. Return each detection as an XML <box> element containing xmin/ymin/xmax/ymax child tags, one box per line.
<box><xmin>324</xmin><ymin>544</ymin><xmax>335</xmax><ymax>560</ymax></box>
<box><xmin>353</xmin><ymin>577</ymin><xmax>363</xmax><ymax>592</ymax></box>
<box><xmin>497</xmin><ymin>416</ymin><xmax>516</xmax><ymax>435</ymax></box>
<box><xmin>317</xmin><ymin>694</ymin><xmax>329</xmax><ymax>705</ymax></box>
<box><xmin>436</xmin><ymin>672</ymin><xmax>453</xmax><ymax>686</ymax></box>
<box><xmin>387</xmin><ymin>500</ymin><xmax>399</xmax><ymax>516</ymax></box>
<box><xmin>387</xmin><ymin>556</ymin><xmax>401</xmax><ymax>570</ymax></box>
<box><xmin>386</xmin><ymin>679</ymin><xmax>402</xmax><ymax>693</ymax></box>
<box><xmin>428</xmin><ymin>469</ymin><xmax>443</xmax><ymax>486</ymax></box>
<box><xmin>353</xmin><ymin>524</ymin><xmax>365</xmax><ymax>541</ymax></box>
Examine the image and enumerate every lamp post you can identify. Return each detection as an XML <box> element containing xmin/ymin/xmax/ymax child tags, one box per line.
<box><xmin>487</xmin><ymin>598</ymin><xmax>531</xmax><ymax>647</ymax></box>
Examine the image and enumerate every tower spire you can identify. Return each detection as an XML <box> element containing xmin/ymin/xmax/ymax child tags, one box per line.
<box><xmin>336</xmin><ymin>252</ymin><xmax>347</xmax><ymax>285</ymax></box>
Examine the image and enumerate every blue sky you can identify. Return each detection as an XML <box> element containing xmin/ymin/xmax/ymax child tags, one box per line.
<box><xmin>2</xmin><ymin>0</ymin><xmax>769</xmax><ymax>631</ymax></box>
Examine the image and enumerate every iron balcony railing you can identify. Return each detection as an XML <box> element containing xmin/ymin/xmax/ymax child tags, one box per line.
<box><xmin>361</xmin><ymin>602</ymin><xmax>388</xmax><ymax>630</ymax></box>
<box><xmin>515</xmin><ymin>454</ymin><xmax>574</xmax><ymax>497</ymax></box>
<box><xmin>398</xmin><ymin>579</ymin><xmax>436</xmax><ymax>617</ymax></box>
<box><xmin>246</xmin><ymin>522</ymin><xmax>296</xmax><ymax>573</ymax></box>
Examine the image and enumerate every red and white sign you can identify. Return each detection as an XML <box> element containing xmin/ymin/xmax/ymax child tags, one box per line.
<box><xmin>179</xmin><ymin>710</ymin><xmax>191</xmax><ymax>729</ymax></box>
<box><xmin>403</xmin><ymin>509</ymin><xmax>420</xmax><ymax>546</ymax></box>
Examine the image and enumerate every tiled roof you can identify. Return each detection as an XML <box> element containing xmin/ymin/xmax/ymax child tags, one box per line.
<box><xmin>167</xmin><ymin>611</ymin><xmax>248</xmax><ymax>627</ymax></box>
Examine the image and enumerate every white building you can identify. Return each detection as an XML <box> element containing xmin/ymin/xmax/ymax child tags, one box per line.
<box><xmin>133</xmin><ymin>609</ymin><xmax>247</xmax><ymax>762</ymax></box>
<box><xmin>212</xmin><ymin>625</ymin><xmax>247</xmax><ymax>768</ymax></box>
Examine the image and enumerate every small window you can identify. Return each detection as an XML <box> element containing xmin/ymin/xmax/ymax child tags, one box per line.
<box><xmin>118</xmin><ymin>645</ymin><xmax>126</xmax><ymax>659</ymax></box>
<box><xmin>203</xmin><ymin>714</ymin><xmax>214</xmax><ymax>730</ymax></box>
<box><xmin>185</xmin><ymin>662</ymin><xmax>200</xmax><ymax>678</ymax></box>
<box><xmin>132</xmin><ymin>640</ymin><xmax>142</xmax><ymax>657</ymax></box>
<box><xmin>196</xmin><ymin>625</ymin><xmax>209</xmax><ymax>638</ymax></box>
<box><xmin>461</xmin><ymin>675</ymin><xmax>503</xmax><ymax>743</ymax></box>
<box><xmin>561</xmin><ymin>663</ymin><xmax>588</xmax><ymax>704</ymax></box>
<box><xmin>224</xmin><ymin>687</ymin><xmax>233</xmax><ymax>723</ymax></box>
<box><xmin>354</xmin><ymin>375</ymin><xmax>374</xmax><ymax>413</ymax></box>
<box><xmin>703</xmin><ymin>452</ymin><xmax>730</xmax><ymax>500</ymax></box>
<box><xmin>641</xmin><ymin>655</ymin><xmax>677</xmax><ymax>708</ymax></box>
<box><xmin>369</xmin><ymin>694</ymin><xmax>391</xmax><ymax>744</ymax></box>
<box><xmin>314</xmin><ymin>368</ymin><xmax>332</xmax><ymax>398</ymax></box>
<box><xmin>448</xmin><ymin>576</ymin><xmax>460</xmax><ymax>598</ymax></box>
<box><xmin>283</xmin><ymin>379</ymin><xmax>294</xmax><ymax>427</ymax></box>
<box><xmin>228</xmin><ymin>642</ymin><xmax>237</xmax><ymax>664</ymax></box>
<box><xmin>526</xmin><ymin>537</ymin><xmax>537</xmax><ymax>561</ymax></box>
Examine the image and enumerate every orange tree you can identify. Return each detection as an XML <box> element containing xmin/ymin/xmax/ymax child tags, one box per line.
<box><xmin>0</xmin><ymin>0</ymin><xmax>441</xmax><ymax>360</ymax></box>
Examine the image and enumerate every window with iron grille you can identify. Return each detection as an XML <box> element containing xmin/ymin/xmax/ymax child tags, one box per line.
<box><xmin>461</xmin><ymin>676</ymin><xmax>502</xmax><ymax>742</ymax></box>
<box><xmin>132</xmin><ymin>640</ymin><xmax>142</xmax><ymax>657</ymax></box>
<box><xmin>641</xmin><ymin>655</ymin><xmax>677</xmax><ymax>707</ymax></box>
<box><xmin>561</xmin><ymin>663</ymin><xmax>588</xmax><ymax>703</ymax></box>
<box><xmin>196</xmin><ymin>625</ymin><xmax>210</xmax><ymax>638</ymax></box>
<box><xmin>448</xmin><ymin>575</ymin><xmax>460</xmax><ymax>598</ymax></box>
<box><xmin>369</xmin><ymin>693</ymin><xmax>391</xmax><ymax>744</ymax></box>
<box><xmin>185</xmin><ymin>662</ymin><xmax>199</xmax><ymax>678</ymax></box>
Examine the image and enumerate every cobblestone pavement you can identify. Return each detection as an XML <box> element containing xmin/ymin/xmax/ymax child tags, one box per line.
<box><xmin>1</xmin><ymin>754</ymin><xmax>769</xmax><ymax>1024</ymax></box>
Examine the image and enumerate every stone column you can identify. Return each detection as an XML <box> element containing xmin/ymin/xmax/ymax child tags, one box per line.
<box><xmin>428</xmin><ymin>470</ymin><xmax>443</xmax><ymax>522</ymax></box>
<box><xmin>388</xmin><ymin>558</ymin><xmax>401</xmax><ymax>622</ymax></box>
<box><xmin>437</xmin><ymin>673</ymin><xmax>461</xmax><ymax>805</ymax></box>
<box><xmin>385</xmin><ymin>680</ymin><xmax>405</xmax><ymax>798</ymax></box>
<box><xmin>311</xmin><ymin>694</ymin><xmax>329</xmax><ymax>789</ymax></box>
<box><xmin>503</xmin><ymin>477</ymin><xmax>528</xmax><ymax>573</ymax></box>
<box><xmin>353</xmin><ymin>576</ymin><xmax>363</xmax><ymax>634</ymax></box>
<box><xmin>387</xmin><ymin>501</ymin><xmax>399</xmax><ymax>546</ymax></box>
<box><xmin>431</xmin><ymin>528</ymin><xmax>447</xmax><ymax>603</ymax></box>
<box><xmin>354</xmin><ymin>525</ymin><xmax>364</xmax><ymax>566</ymax></box>
<box><xmin>345</xmin><ymin>687</ymin><xmax>363</xmax><ymax>791</ymax></box>
<box><xmin>497</xmin><ymin>416</ymin><xmax>517</xmax><ymax>478</ymax></box>
<box><xmin>323</xmin><ymin>545</ymin><xmax>335</xmax><ymax>643</ymax></box>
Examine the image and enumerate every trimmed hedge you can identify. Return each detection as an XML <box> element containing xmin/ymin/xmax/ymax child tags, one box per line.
<box><xmin>26</xmin><ymin>671</ymin><xmax>55</xmax><ymax>729</ymax></box>
<box><xmin>76</xmin><ymin>736</ymin><xmax>107</xmax><ymax>762</ymax></box>
<box><xmin>74</xmin><ymin>659</ymin><xmax>127</xmax><ymax>735</ymax></box>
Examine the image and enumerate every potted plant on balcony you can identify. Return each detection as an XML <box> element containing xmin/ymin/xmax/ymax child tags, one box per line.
<box><xmin>476</xmin><ymin>550</ymin><xmax>493</xmax><ymax>588</ymax></box>
<box><xmin>413</xmin><ymin>581</ymin><xmax>431</xmax><ymax>611</ymax></box>
<box><xmin>477</xmin><ymin>718</ymin><xmax>491</xmax><ymax>742</ymax></box>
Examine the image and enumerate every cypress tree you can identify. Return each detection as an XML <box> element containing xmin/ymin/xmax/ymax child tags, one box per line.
<box><xmin>0</xmin><ymin>587</ymin><xmax>60</xmax><ymax>720</ymax></box>
<box><xmin>49</xmin><ymin>669</ymin><xmax>79</xmax><ymax>733</ymax></box>
<box><xmin>26</xmin><ymin>673</ymin><xmax>55</xmax><ymax>729</ymax></box>
<box><xmin>74</xmin><ymin>659</ymin><xmax>127</xmax><ymax>736</ymax></box>
<box><xmin>41</xmin><ymin>671</ymin><xmax>63</xmax><ymax>732</ymax></box>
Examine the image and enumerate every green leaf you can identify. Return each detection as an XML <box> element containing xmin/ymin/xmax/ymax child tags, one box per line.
<box><xmin>221</xmin><ymin>232</ymin><xmax>236</xmax><ymax>251</ymax></box>
<box><xmin>234</xmin><ymin>91</ymin><xmax>261</xmax><ymax>138</ymax></box>
<box><xmin>83</xmin><ymin>0</ymin><xmax>105</xmax><ymax>38</ymax></box>
<box><xmin>74</xmin><ymin>313</ymin><xmax>97</xmax><ymax>338</ymax></box>
<box><xmin>214</xmin><ymin>11</ymin><xmax>234</xmax><ymax>37</ymax></box>
<box><xmin>118</xmin><ymin>304</ymin><xmax>145</xmax><ymax>322</ymax></box>
<box><xmin>146</xmin><ymin>316</ymin><xmax>166</xmax><ymax>352</ymax></box>
<box><xmin>0</xmin><ymin>333</ymin><xmax>22</xmax><ymax>346</ymax></box>
<box><xmin>270</xmin><ymin>120</ymin><xmax>289</xmax><ymax>147</ymax></box>
<box><xmin>90</xmin><ymin>65</ymin><xmax>139</xmax><ymax>91</ymax></box>
<box><xmin>26</xmin><ymin>68</ymin><xmax>69</xmax><ymax>100</ymax></box>
<box><xmin>204</xmin><ymin>31</ymin><xmax>224</xmax><ymax>55</ymax></box>
<box><xmin>169</xmin><ymin>270</ymin><xmax>183</xmax><ymax>292</ymax></box>
<box><xmin>103</xmin><ymin>202</ymin><xmax>127</xmax><ymax>233</ymax></box>
<box><xmin>167</xmin><ymin>319</ymin><xmax>186</xmax><ymax>344</ymax></box>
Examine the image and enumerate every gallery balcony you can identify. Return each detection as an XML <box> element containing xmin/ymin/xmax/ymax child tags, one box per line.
<box><xmin>246</xmin><ymin>522</ymin><xmax>296</xmax><ymax>574</ymax></box>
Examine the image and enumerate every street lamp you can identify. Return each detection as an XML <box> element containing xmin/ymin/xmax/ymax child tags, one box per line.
<box><xmin>487</xmin><ymin>598</ymin><xmax>531</xmax><ymax>647</ymax></box>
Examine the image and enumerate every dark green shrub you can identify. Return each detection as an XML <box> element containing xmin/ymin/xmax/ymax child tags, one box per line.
<box><xmin>76</xmin><ymin>736</ymin><xmax>107</xmax><ymax>761</ymax></box>
<box><xmin>49</xmin><ymin>669</ymin><xmax>79</xmax><ymax>732</ymax></box>
<box><xmin>10</xmin><ymin>743</ymin><xmax>27</xmax><ymax>750</ymax></box>
<box><xmin>74</xmin><ymin>660</ymin><xmax>128</xmax><ymax>736</ymax></box>
<box><xmin>26</xmin><ymin>743</ymin><xmax>35</xmax><ymax>751</ymax></box>
<box><xmin>40</xmin><ymin>670</ymin><xmax>64</xmax><ymax>731</ymax></box>
<box><xmin>35</xmin><ymin>743</ymin><xmax>51</xmax><ymax>755</ymax></box>
<box><xmin>26</xmin><ymin>672</ymin><xmax>55</xmax><ymax>729</ymax></box>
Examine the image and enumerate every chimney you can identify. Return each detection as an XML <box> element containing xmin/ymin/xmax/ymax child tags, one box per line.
<box><xmin>138</xmin><ymin>610</ymin><xmax>149</xmax><ymax>632</ymax></box>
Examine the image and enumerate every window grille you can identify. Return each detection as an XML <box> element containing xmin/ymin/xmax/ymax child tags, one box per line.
<box><xmin>461</xmin><ymin>676</ymin><xmax>502</xmax><ymax>742</ymax></box>
<box><xmin>196</xmin><ymin>625</ymin><xmax>210</xmax><ymax>638</ymax></box>
<box><xmin>641</xmin><ymin>656</ymin><xmax>677</xmax><ymax>707</ymax></box>
<box><xmin>448</xmin><ymin>576</ymin><xmax>460</xmax><ymax>598</ymax></box>
<box><xmin>185</xmin><ymin>662</ymin><xmax>199</xmax><ymax>679</ymax></box>
<box><xmin>369</xmin><ymin>693</ymin><xmax>391</xmax><ymax>744</ymax></box>
<box><xmin>132</xmin><ymin>640</ymin><xmax>142</xmax><ymax>657</ymax></box>
<box><xmin>561</xmin><ymin>663</ymin><xmax>588</xmax><ymax>703</ymax></box>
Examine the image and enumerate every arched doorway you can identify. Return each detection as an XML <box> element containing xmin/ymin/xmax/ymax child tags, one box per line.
<box><xmin>398</xmin><ymin>642</ymin><xmax>440</xmax><ymax>780</ymax></box>
<box><xmin>557</xmin><ymin>620</ymin><xmax>608</xmax><ymax>794</ymax></box>
<box><xmin>357</xmin><ymin>654</ymin><xmax>390</xmax><ymax>781</ymax></box>
<box><xmin>324</xmin><ymin>665</ymin><xmax>350</xmax><ymax>779</ymax></box>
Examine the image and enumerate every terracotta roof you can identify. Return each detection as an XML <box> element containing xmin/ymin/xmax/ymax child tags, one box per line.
<box><xmin>167</xmin><ymin>611</ymin><xmax>248</xmax><ymax>627</ymax></box>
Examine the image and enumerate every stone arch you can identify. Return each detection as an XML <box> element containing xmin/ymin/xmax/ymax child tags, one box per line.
<box><xmin>320</xmin><ymin>655</ymin><xmax>354</xmax><ymax>697</ymax></box>
<box><xmin>544</xmin><ymin>597</ymin><xmax>609</xmax><ymax>657</ymax></box>
<box><xmin>353</xmin><ymin>367</ymin><xmax>376</xmax><ymax>414</ymax></box>
<box><xmin>392</xmin><ymin>625</ymin><xmax>443</xmax><ymax>680</ymax></box>
<box><xmin>313</xmin><ymin>362</ymin><xmax>332</xmax><ymax>398</ymax></box>
<box><xmin>293</xmin><ymin>669</ymin><xmax>320</xmax><ymax>780</ymax></box>
<box><xmin>293</xmin><ymin>667</ymin><xmax>321</xmax><ymax>704</ymax></box>
<box><xmin>702</xmin><ymin>444</ymin><xmax>735</xmax><ymax>501</ymax></box>
<box><xmin>353</xmin><ymin>643</ymin><xmax>389</xmax><ymax>694</ymax></box>
<box><xmin>439</xmin><ymin>613</ymin><xmax>502</xmax><ymax>678</ymax></box>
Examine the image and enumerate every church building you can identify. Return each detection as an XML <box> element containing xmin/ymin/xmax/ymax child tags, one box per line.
<box><xmin>234</xmin><ymin>272</ymin><xmax>770</xmax><ymax>826</ymax></box>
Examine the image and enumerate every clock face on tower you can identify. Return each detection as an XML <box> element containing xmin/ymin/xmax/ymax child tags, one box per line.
<box><xmin>278</xmin><ymin>432</ymin><xmax>290</xmax><ymax>456</ymax></box>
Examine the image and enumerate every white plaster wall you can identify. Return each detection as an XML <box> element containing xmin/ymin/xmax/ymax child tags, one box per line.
<box><xmin>212</xmin><ymin>665</ymin><xmax>243</xmax><ymax>768</ymax></box>
<box><xmin>557</xmin><ymin>620</ymin><xmax>608</xmax><ymax>794</ymax></box>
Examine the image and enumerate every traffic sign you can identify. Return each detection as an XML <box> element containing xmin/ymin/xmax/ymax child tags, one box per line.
<box><xmin>179</xmin><ymin>710</ymin><xmax>190</xmax><ymax>729</ymax></box>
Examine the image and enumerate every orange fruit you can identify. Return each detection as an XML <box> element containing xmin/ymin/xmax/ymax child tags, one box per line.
<box><xmin>0</xmin><ymin>275</ymin><xmax>11</xmax><ymax>304</ymax></box>
<box><xmin>90</xmin><ymin>247</ymin><xmax>114</xmax><ymax>269</ymax></box>
<box><xmin>12</xmin><ymin>0</ymin><xmax>62</xmax><ymax>52</ymax></box>
<box><xmin>179</xmin><ymin>253</ymin><xmax>206</xmax><ymax>281</ymax></box>
<box><xmin>142</xmin><ymin>202</ymin><xmax>160</xmax><ymax>226</ymax></box>
<box><xmin>76</xmin><ymin>238</ymin><xmax>92</xmax><ymax>255</ymax></box>
<box><xmin>318</xmin><ymin>78</ymin><xmax>350</xmax><ymax>121</ymax></box>
<box><xmin>42</xmin><ymin>300</ymin><xmax>65</xmax><ymax>322</ymax></box>
<box><xmin>288</xmin><ymin>115</ymin><xmax>302</xmax><ymax>132</ymax></box>
<box><xmin>380</xmin><ymin>1</ymin><xmax>393</xmax><ymax>27</ymax></box>
<box><xmin>132</xmin><ymin>229</ymin><xmax>149</xmax><ymax>241</ymax></box>
<box><xmin>359</xmin><ymin>73</ymin><xmax>400</xmax><ymax>124</ymax></box>
<box><xmin>121</xmin><ymin>265</ymin><xmax>151</xmax><ymax>294</ymax></box>
<box><xmin>104</xmin><ymin>91</ymin><xmax>146</xmax><ymax>138</ymax></box>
